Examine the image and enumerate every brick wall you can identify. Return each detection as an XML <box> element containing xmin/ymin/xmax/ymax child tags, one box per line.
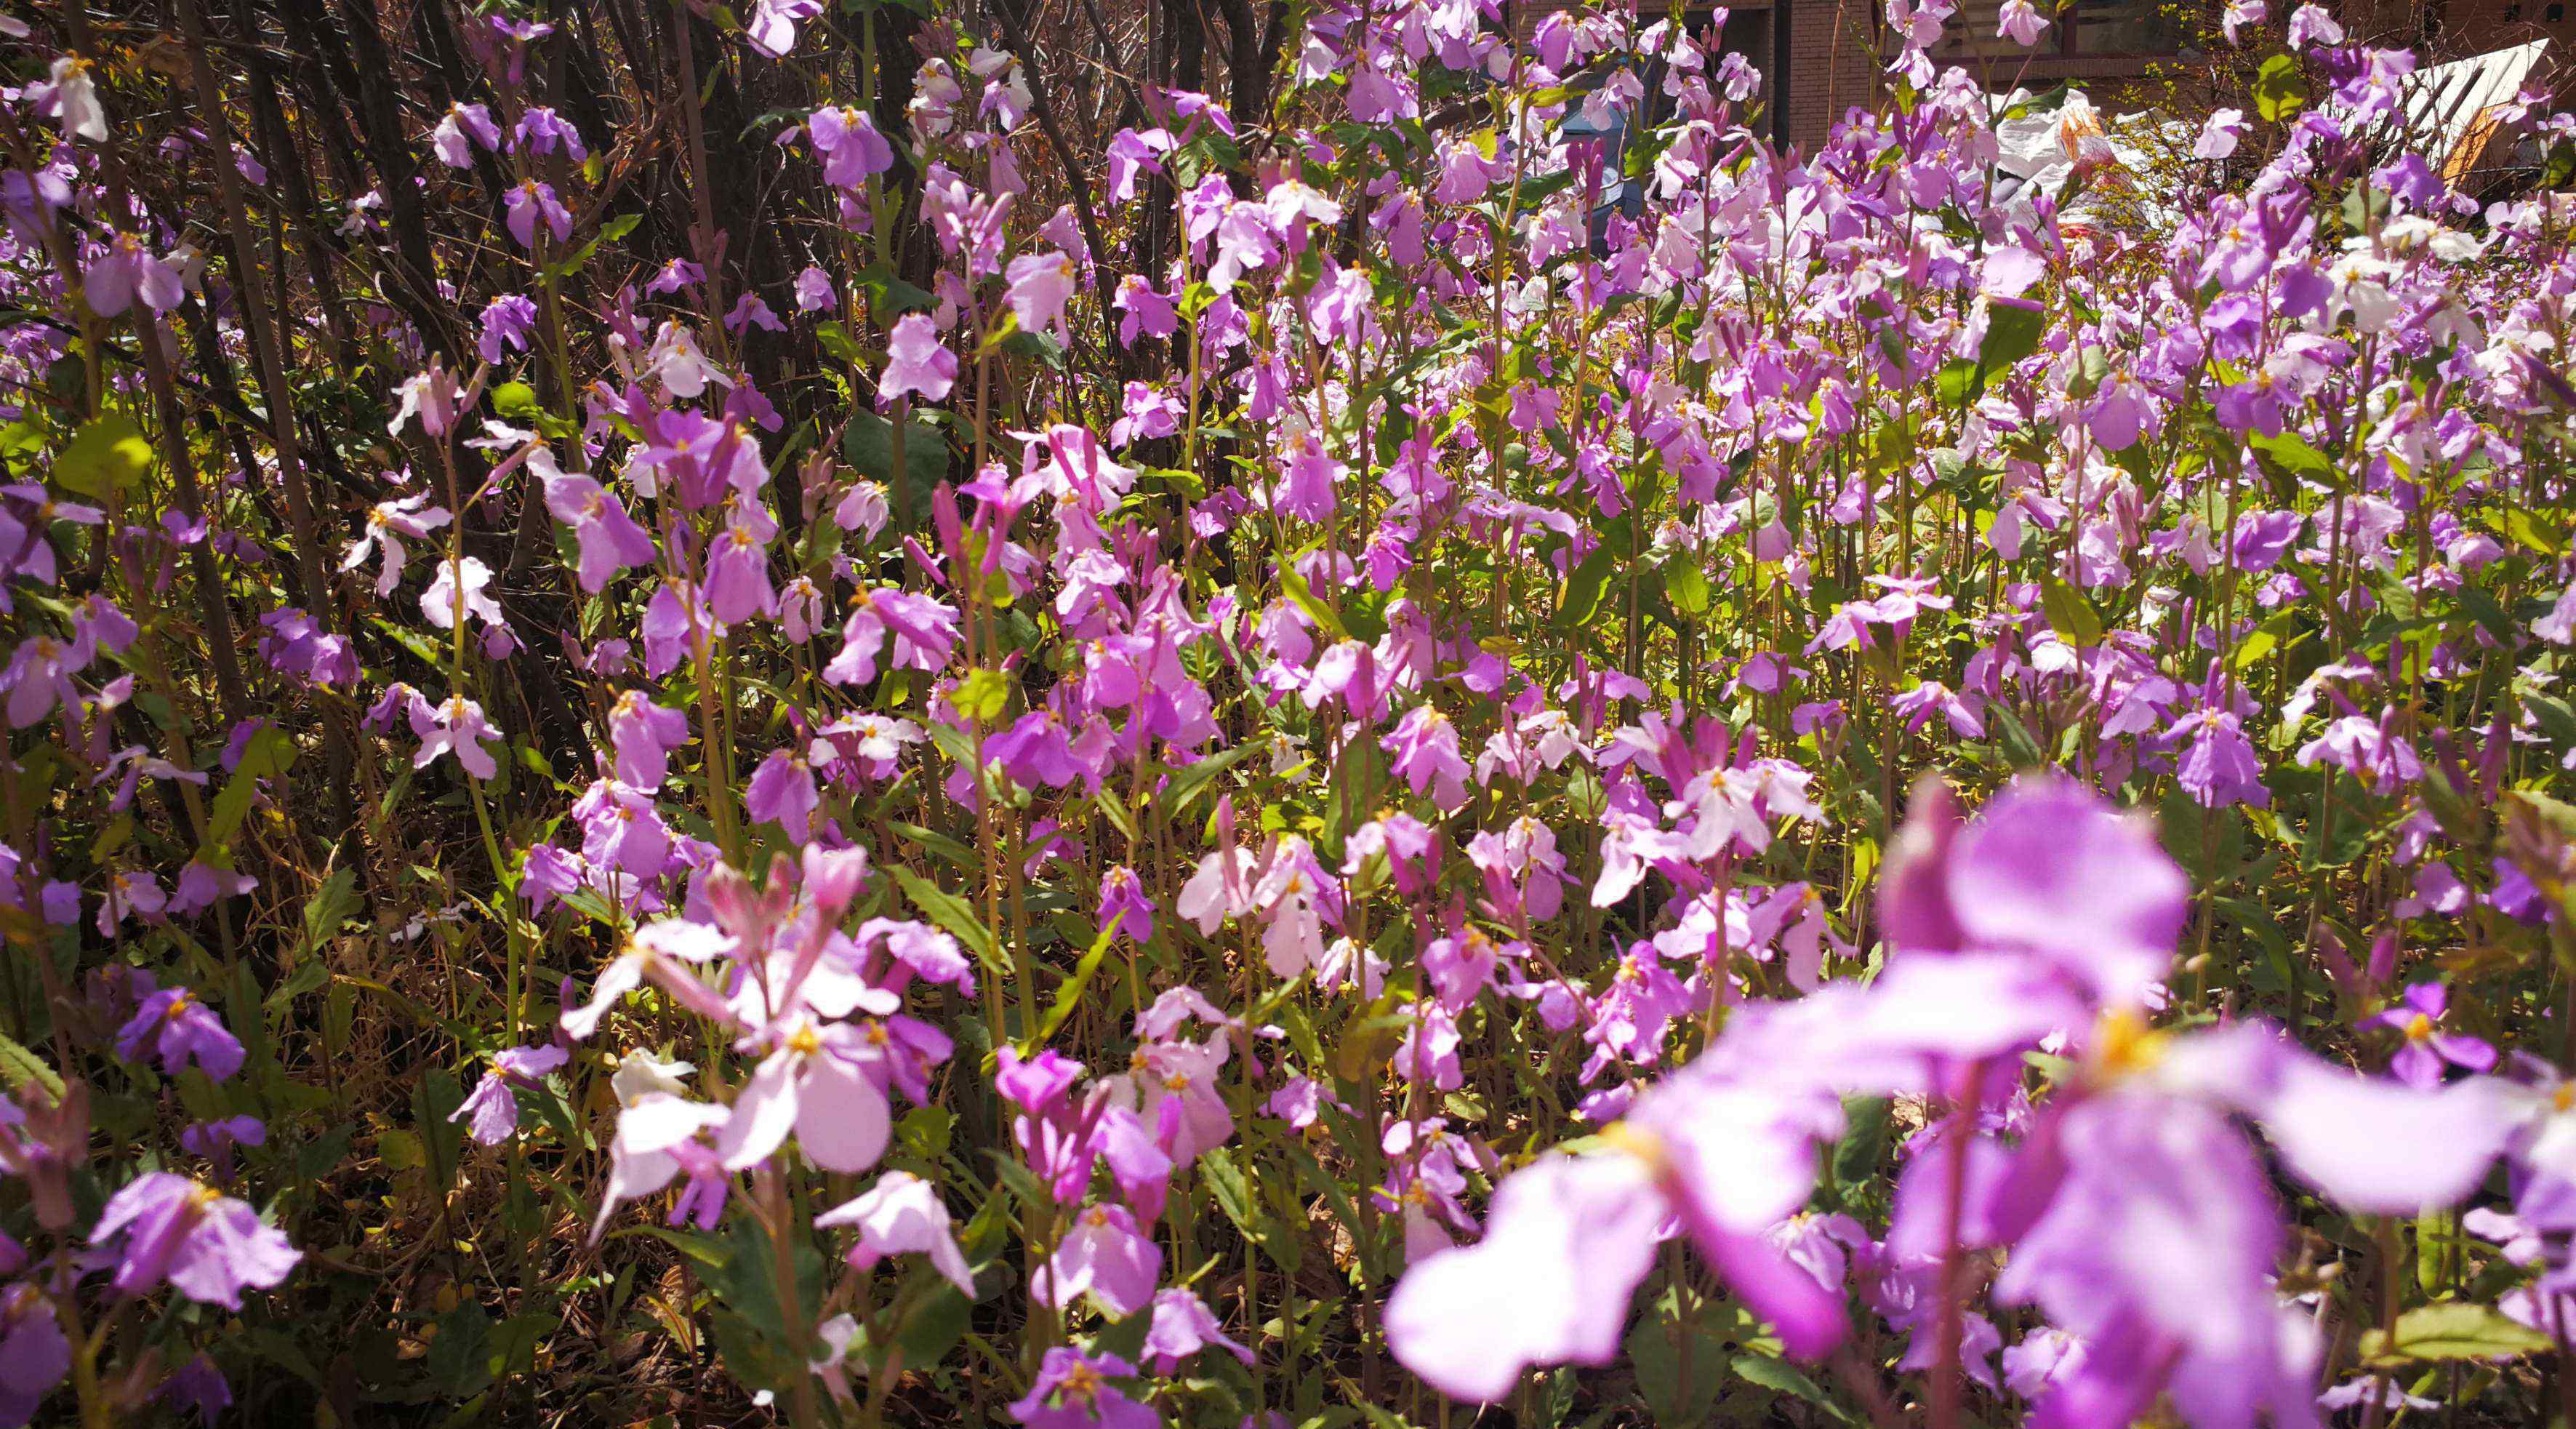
<box><xmin>1785</xmin><ymin>0</ymin><xmax>1885</xmax><ymax>147</ymax></box>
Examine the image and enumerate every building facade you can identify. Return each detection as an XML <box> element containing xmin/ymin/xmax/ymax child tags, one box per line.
<box><xmin>1521</xmin><ymin>0</ymin><xmax>2569</xmax><ymax>148</ymax></box>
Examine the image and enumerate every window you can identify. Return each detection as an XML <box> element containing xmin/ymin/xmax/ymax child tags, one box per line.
<box><xmin>1935</xmin><ymin>0</ymin><xmax>2184</xmax><ymax>60</ymax></box>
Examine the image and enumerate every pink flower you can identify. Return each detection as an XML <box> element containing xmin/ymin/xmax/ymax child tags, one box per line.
<box><xmin>113</xmin><ymin>985</ymin><xmax>241</xmax><ymax>1079</ymax></box>
<box><xmin>340</xmin><ymin>492</ymin><xmax>449</xmax><ymax>596</ymax></box>
<box><xmin>744</xmin><ymin>0</ymin><xmax>822</xmax><ymax>56</ymax></box>
<box><xmin>1003</xmin><ymin>250</ymin><xmax>1079</xmax><ymax>340</ymax></box>
<box><xmin>2364</xmin><ymin>982</ymin><xmax>2496</xmax><ymax>1087</ymax></box>
<box><xmin>745</xmin><ymin>748</ymin><xmax>820</xmax><ymax>841</ymax></box>
<box><xmin>717</xmin><ymin>1018</ymin><xmax>892</xmax><ymax>1174</ymax></box>
<box><xmin>1176</xmin><ymin>846</ymin><xmax>1257</xmax><ymax>934</ymax></box>
<box><xmin>451</xmin><ymin>1044</ymin><xmax>570</xmax><ymax>1145</ymax></box>
<box><xmin>540</xmin><ymin>460</ymin><xmax>658</xmax><ymax>593</ymax></box>
<box><xmin>814</xmin><ymin>1170</ymin><xmax>975</xmax><ymax>1296</ymax></box>
<box><xmin>84</xmin><ymin>232</ymin><xmax>185</xmax><ymax>318</ymax></box>
<box><xmin>574</xmin><ymin>778</ymin><xmax>672</xmax><ymax>877</ymax></box>
<box><xmin>1383</xmin><ymin>706</ymin><xmax>1472</xmax><ymax>813</ymax></box>
<box><xmin>1035</xmin><ymin>1201</ymin><xmax>1162</xmax><ymax>1316</ymax></box>
<box><xmin>1008</xmin><ymin>1348</ymin><xmax>1154</xmax><ymax>1429</ymax></box>
<box><xmin>1099</xmin><ymin>865</ymin><xmax>1153</xmax><ymax>942</ymax></box>
<box><xmin>808</xmin><ymin>105</ymin><xmax>894</xmax><ymax>187</ymax></box>
<box><xmin>823</xmin><ymin>587</ymin><xmax>959</xmax><ymax>687</ymax></box>
<box><xmin>1386</xmin><ymin>1153</ymin><xmax>1670</xmax><ymax>1401</ymax></box>
<box><xmin>430</xmin><ymin>102</ymin><xmax>500</xmax><ymax>167</ymax></box>
<box><xmin>91</xmin><ymin>1173</ymin><xmax>300</xmax><ymax>1309</ymax></box>
<box><xmin>609</xmin><ymin>690</ymin><xmax>690</xmax><ymax>788</ymax></box>
<box><xmin>1142</xmin><ymin>1289</ymin><xmax>1253</xmax><ymax>1374</ymax></box>
<box><xmin>590</xmin><ymin>1093</ymin><xmax>731</xmax><ymax>1239</ymax></box>
<box><xmin>421</xmin><ymin>556</ymin><xmax>507</xmax><ymax>636</ymax></box>
<box><xmin>502</xmin><ymin>180</ymin><xmax>572</xmax><ymax>249</ymax></box>
<box><xmin>409</xmin><ymin>693</ymin><xmax>502</xmax><ymax>780</ymax></box>
<box><xmin>1112</xmin><ymin>276</ymin><xmax>1176</xmax><ymax>345</ymax></box>
<box><xmin>1997</xmin><ymin>0</ymin><xmax>2047</xmax><ymax>43</ymax></box>
<box><xmin>704</xmin><ymin>521</ymin><xmax>778</xmax><ymax>624</ymax></box>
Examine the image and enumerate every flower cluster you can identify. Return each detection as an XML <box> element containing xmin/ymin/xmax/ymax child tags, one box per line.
<box><xmin>8</xmin><ymin>0</ymin><xmax>2576</xmax><ymax>1422</ymax></box>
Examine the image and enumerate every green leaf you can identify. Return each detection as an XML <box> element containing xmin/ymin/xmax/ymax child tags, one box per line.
<box><xmin>1161</xmin><ymin>736</ymin><xmax>1267</xmax><ymax>817</ymax></box>
<box><xmin>491</xmin><ymin>381</ymin><xmax>543</xmax><ymax>424</ymax></box>
<box><xmin>1829</xmin><ymin>1096</ymin><xmax>1890</xmax><ymax>1201</ymax></box>
<box><xmin>843</xmin><ymin>410</ymin><xmax>950</xmax><ymax>523</ymax></box>
<box><xmin>1624</xmin><ymin>1294</ymin><xmax>1729</xmax><ymax>1428</ymax></box>
<box><xmin>1560</xmin><ymin>546</ymin><xmax>1618</xmax><ymax>628</ymax></box>
<box><xmin>1200</xmin><ymin>1147</ymin><xmax>1298</xmax><ymax>1275</ymax></box>
<box><xmin>2254</xmin><ymin>52</ymin><xmax>2310</xmax><ymax>122</ymax></box>
<box><xmin>2247</xmin><ymin>429</ymin><xmax>2334</xmax><ymax>487</ymax></box>
<box><xmin>2232</xmin><ymin>611</ymin><xmax>2296</xmax><ymax>670</ymax></box>
<box><xmin>1988</xmin><ymin>703</ymin><xmax>2048</xmax><ymax>769</ymax></box>
<box><xmin>1934</xmin><ymin>358</ymin><xmax>1981</xmax><ymax>407</ymax></box>
<box><xmin>816</xmin><ymin>320</ymin><xmax>867</xmax><ymax>366</ymax></box>
<box><xmin>2528</xmin><ymin>693</ymin><xmax>2576</xmax><ymax>750</ymax></box>
<box><xmin>1278</xmin><ymin>559</ymin><xmax>1349</xmax><ymax>642</ymax></box>
<box><xmin>952</xmin><ymin>668</ymin><xmax>1011</xmax><ymax>724</ymax></box>
<box><xmin>894</xmin><ymin>1284</ymin><xmax>974</xmax><ymax>1369</ymax></box>
<box><xmin>699</xmin><ymin>1214</ymin><xmax>826</xmax><ymax>1345</ymax></box>
<box><xmin>424</xmin><ymin>1302</ymin><xmax>496</xmax><ymax>1396</ymax></box>
<box><xmin>1664</xmin><ymin>560</ymin><xmax>1712</xmax><ymax>617</ymax></box>
<box><xmin>200</xmin><ymin>725</ymin><xmax>300</xmax><ymax>856</ymax></box>
<box><xmin>300</xmin><ymin>865</ymin><xmax>363</xmax><ymax>956</ymax></box>
<box><xmin>853</xmin><ymin>262</ymin><xmax>936</xmax><ymax>316</ymax></box>
<box><xmin>52</xmin><ymin>415</ymin><xmax>153</xmax><ymax>498</ymax></box>
<box><xmin>0</xmin><ymin>1029</ymin><xmax>63</xmax><ymax>1101</ymax></box>
<box><xmin>2361</xmin><ymin>1303</ymin><xmax>2556</xmax><ymax>1364</ymax></box>
<box><xmin>1978</xmin><ymin>297</ymin><xmax>2046</xmax><ymax>374</ymax></box>
<box><xmin>2039</xmin><ymin>575</ymin><xmax>2104</xmax><ymax>647</ymax></box>
<box><xmin>241</xmin><ymin>1327</ymin><xmax>326</xmax><ymax>1385</ymax></box>
<box><xmin>1732</xmin><ymin>1353</ymin><xmax>1853</xmax><ymax>1423</ymax></box>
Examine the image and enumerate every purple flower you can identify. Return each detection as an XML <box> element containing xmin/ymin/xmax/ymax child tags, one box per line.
<box><xmin>2170</xmin><ymin>708</ymin><xmax>2270</xmax><ymax>809</ymax></box>
<box><xmin>880</xmin><ymin>313</ymin><xmax>957</xmax><ymax>405</ymax></box>
<box><xmin>814</xmin><ymin>1170</ymin><xmax>975</xmax><ymax>1296</ymax></box>
<box><xmin>1382</xmin><ymin>705</ymin><xmax>1471</xmax><ymax>813</ymax></box>
<box><xmin>1008</xmin><ymin>1348</ymin><xmax>1155</xmax><ymax>1429</ymax></box>
<box><xmin>180</xmin><ymin>1114</ymin><xmax>265</xmax><ymax>1181</ymax></box>
<box><xmin>591</xmin><ymin>1094</ymin><xmax>731</xmax><ymax>1240</ymax></box>
<box><xmin>2365</xmin><ymin>982</ymin><xmax>2496</xmax><ymax>1088</ymax></box>
<box><xmin>539</xmin><ymin>463</ymin><xmax>659</xmax><ymax>593</ymax></box>
<box><xmin>90</xmin><ymin>1173</ymin><xmax>300</xmax><ymax>1308</ymax></box>
<box><xmin>451</xmin><ymin>1044</ymin><xmax>571</xmax><ymax>1146</ymax></box>
<box><xmin>409</xmin><ymin>693</ymin><xmax>502</xmax><ymax>780</ymax></box>
<box><xmin>822</xmin><ymin>586</ymin><xmax>959</xmax><ymax>687</ymax></box>
<box><xmin>430</xmin><ymin>101</ymin><xmax>500</xmax><ymax>167</ymax></box>
<box><xmin>114</xmin><ymin>988</ymin><xmax>244</xmax><ymax>1081</ymax></box>
<box><xmin>808</xmin><ymin>105</ymin><xmax>894</xmax><ymax>188</ymax></box>
<box><xmin>513</xmin><ymin>106</ymin><xmax>587</xmax><ymax>161</ymax></box>
<box><xmin>609</xmin><ymin>690</ymin><xmax>690</xmax><ymax>788</ymax></box>
<box><xmin>745</xmin><ymin>748</ymin><xmax>820</xmax><ymax>841</ymax></box>
<box><xmin>1879</xmin><ymin>776</ymin><xmax>2187</xmax><ymax>1009</ymax></box>
<box><xmin>0</xmin><ymin>1281</ymin><xmax>68</xmax><ymax>1426</ymax></box>
<box><xmin>1034</xmin><ymin>1201</ymin><xmax>1162</xmax><ymax>1316</ymax></box>
<box><xmin>502</xmin><ymin>180</ymin><xmax>572</xmax><ymax>250</ymax></box>
<box><xmin>155</xmin><ymin>1354</ymin><xmax>230</xmax><ymax>1425</ymax></box>
<box><xmin>1099</xmin><ymin>865</ymin><xmax>1153</xmax><ymax>942</ymax></box>
<box><xmin>84</xmin><ymin>232</ymin><xmax>185</xmax><ymax>318</ymax></box>
<box><xmin>1143</xmin><ymin>1288</ymin><xmax>1254</xmax><ymax>1374</ymax></box>
<box><xmin>476</xmin><ymin>292</ymin><xmax>539</xmax><ymax>364</ymax></box>
<box><xmin>704</xmin><ymin>521</ymin><xmax>778</xmax><ymax>624</ymax></box>
<box><xmin>716</xmin><ymin>1018</ymin><xmax>891</xmax><ymax>1174</ymax></box>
